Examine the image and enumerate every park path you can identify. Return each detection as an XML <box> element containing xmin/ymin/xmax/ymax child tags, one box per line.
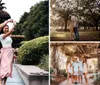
<box><xmin>59</xmin><ymin>74</ymin><xmax>94</xmax><ymax>85</ymax></box>
<box><xmin>6</xmin><ymin>64</ymin><xmax>24</xmax><ymax>85</ymax></box>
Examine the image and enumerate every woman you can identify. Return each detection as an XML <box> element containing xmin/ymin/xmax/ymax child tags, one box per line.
<box><xmin>0</xmin><ymin>19</ymin><xmax>16</xmax><ymax>85</ymax></box>
<box><xmin>83</xmin><ymin>58</ymin><xmax>88</xmax><ymax>85</ymax></box>
<box><xmin>68</xmin><ymin>20</ymin><xmax>74</xmax><ymax>40</ymax></box>
<box><xmin>66</xmin><ymin>58</ymin><xmax>72</xmax><ymax>84</ymax></box>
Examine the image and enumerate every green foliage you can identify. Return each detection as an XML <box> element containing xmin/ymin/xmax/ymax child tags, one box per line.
<box><xmin>38</xmin><ymin>55</ymin><xmax>49</xmax><ymax>71</ymax></box>
<box><xmin>18</xmin><ymin>36</ymin><xmax>49</xmax><ymax>65</ymax></box>
<box><xmin>0</xmin><ymin>0</ymin><xmax>6</xmax><ymax>10</ymax></box>
<box><xmin>62</xmin><ymin>69</ymin><xmax>67</xmax><ymax>77</ymax></box>
<box><xmin>51</xmin><ymin>0</ymin><xmax>100</xmax><ymax>30</ymax></box>
<box><xmin>94</xmin><ymin>74</ymin><xmax>100</xmax><ymax>85</ymax></box>
<box><xmin>14</xmin><ymin>1</ymin><xmax>49</xmax><ymax>40</ymax></box>
<box><xmin>50</xmin><ymin>67</ymin><xmax>54</xmax><ymax>74</ymax></box>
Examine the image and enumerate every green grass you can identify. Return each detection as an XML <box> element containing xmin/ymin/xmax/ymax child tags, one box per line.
<box><xmin>50</xmin><ymin>30</ymin><xmax>100</xmax><ymax>41</ymax></box>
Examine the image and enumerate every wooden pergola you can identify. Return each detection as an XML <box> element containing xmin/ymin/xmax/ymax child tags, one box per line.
<box><xmin>50</xmin><ymin>43</ymin><xmax>100</xmax><ymax>76</ymax></box>
<box><xmin>51</xmin><ymin>43</ymin><xmax>99</xmax><ymax>58</ymax></box>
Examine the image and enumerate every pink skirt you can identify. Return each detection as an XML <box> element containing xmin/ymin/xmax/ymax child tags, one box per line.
<box><xmin>0</xmin><ymin>47</ymin><xmax>13</xmax><ymax>78</ymax></box>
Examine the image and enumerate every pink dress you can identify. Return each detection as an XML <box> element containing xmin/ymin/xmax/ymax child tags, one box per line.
<box><xmin>0</xmin><ymin>34</ymin><xmax>13</xmax><ymax>78</ymax></box>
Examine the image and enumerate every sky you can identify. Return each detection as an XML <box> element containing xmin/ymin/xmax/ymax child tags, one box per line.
<box><xmin>3</xmin><ymin>0</ymin><xmax>45</xmax><ymax>22</ymax></box>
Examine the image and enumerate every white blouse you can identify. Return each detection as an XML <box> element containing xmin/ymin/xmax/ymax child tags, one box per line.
<box><xmin>0</xmin><ymin>34</ymin><xmax>12</xmax><ymax>48</ymax></box>
<box><xmin>67</xmin><ymin>63</ymin><xmax>72</xmax><ymax>74</ymax></box>
<box><xmin>83</xmin><ymin>63</ymin><xmax>88</xmax><ymax>73</ymax></box>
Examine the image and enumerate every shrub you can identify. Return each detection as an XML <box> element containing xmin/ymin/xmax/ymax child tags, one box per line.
<box><xmin>62</xmin><ymin>69</ymin><xmax>67</xmax><ymax>77</ymax></box>
<box><xmin>38</xmin><ymin>55</ymin><xmax>49</xmax><ymax>71</ymax></box>
<box><xmin>18</xmin><ymin>36</ymin><xmax>49</xmax><ymax>65</ymax></box>
<box><xmin>94</xmin><ymin>74</ymin><xmax>100</xmax><ymax>85</ymax></box>
<box><xmin>50</xmin><ymin>67</ymin><xmax>54</xmax><ymax>74</ymax></box>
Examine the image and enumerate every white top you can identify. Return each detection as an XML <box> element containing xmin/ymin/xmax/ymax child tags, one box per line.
<box><xmin>83</xmin><ymin>63</ymin><xmax>88</xmax><ymax>73</ymax></box>
<box><xmin>79</xmin><ymin>61</ymin><xmax>83</xmax><ymax>71</ymax></box>
<box><xmin>73</xmin><ymin>62</ymin><xmax>79</xmax><ymax>72</ymax></box>
<box><xmin>71</xmin><ymin>16</ymin><xmax>78</xmax><ymax>27</ymax></box>
<box><xmin>67</xmin><ymin>63</ymin><xmax>72</xmax><ymax>74</ymax></box>
<box><xmin>0</xmin><ymin>34</ymin><xmax>12</xmax><ymax>48</ymax></box>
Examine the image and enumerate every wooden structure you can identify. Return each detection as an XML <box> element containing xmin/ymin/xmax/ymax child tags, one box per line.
<box><xmin>50</xmin><ymin>43</ymin><xmax>100</xmax><ymax>72</ymax></box>
<box><xmin>51</xmin><ymin>43</ymin><xmax>99</xmax><ymax>58</ymax></box>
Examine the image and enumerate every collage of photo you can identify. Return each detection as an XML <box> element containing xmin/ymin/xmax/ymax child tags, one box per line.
<box><xmin>0</xmin><ymin>0</ymin><xmax>100</xmax><ymax>85</ymax></box>
<box><xmin>50</xmin><ymin>0</ymin><xmax>100</xmax><ymax>85</ymax></box>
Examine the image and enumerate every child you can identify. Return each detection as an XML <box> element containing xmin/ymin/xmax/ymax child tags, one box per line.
<box><xmin>72</xmin><ymin>57</ymin><xmax>79</xmax><ymax>84</ymax></box>
<box><xmin>78</xmin><ymin>57</ymin><xmax>83</xmax><ymax>83</ymax></box>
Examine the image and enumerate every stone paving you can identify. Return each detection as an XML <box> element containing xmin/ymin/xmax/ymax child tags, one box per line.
<box><xmin>59</xmin><ymin>74</ymin><xmax>95</xmax><ymax>85</ymax></box>
<box><xmin>6</xmin><ymin>64</ymin><xmax>24</xmax><ymax>85</ymax></box>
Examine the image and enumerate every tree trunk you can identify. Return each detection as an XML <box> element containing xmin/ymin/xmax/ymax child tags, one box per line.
<box><xmin>64</xmin><ymin>18</ymin><xmax>68</xmax><ymax>31</ymax></box>
<box><xmin>95</xmin><ymin>24</ymin><xmax>98</xmax><ymax>31</ymax></box>
<box><xmin>51</xmin><ymin>46</ymin><xmax>56</xmax><ymax>68</ymax></box>
<box><xmin>51</xmin><ymin>45</ymin><xmax>59</xmax><ymax>76</ymax></box>
<box><xmin>97</xmin><ymin>44</ymin><xmax>100</xmax><ymax>70</ymax></box>
<box><xmin>83</xmin><ymin>22</ymin><xmax>86</xmax><ymax>30</ymax></box>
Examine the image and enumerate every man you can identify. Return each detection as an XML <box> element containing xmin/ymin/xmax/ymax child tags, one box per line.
<box><xmin>78</xmin><ymin>57</ymin><xmax>83</xmax><ymax>84</ymax></box>
<box><xmin>71</xmin><ymin>15</ymin><xmax>80</xmax><ymax>41</ymax></box>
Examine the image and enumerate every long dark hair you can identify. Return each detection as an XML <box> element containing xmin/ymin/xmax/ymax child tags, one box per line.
<box><xmin>0</xmin><ymin>25</ymin><xmax>9</xmax><ymax>34</ymax></box>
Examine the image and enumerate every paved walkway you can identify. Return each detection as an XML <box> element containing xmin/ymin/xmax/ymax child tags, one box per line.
<box><xmin>59</xmin><ymin>74</ymin><xmax>95</xmax><ymax>85</ymax></box>
<box><xmin>6</xmin><ymin>64</ymin><xmax>24</xmax><ymax>85</ymax></box>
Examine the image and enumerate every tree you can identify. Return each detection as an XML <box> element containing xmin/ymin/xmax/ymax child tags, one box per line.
<box><xmin>0</xmin><ymin>0</ymin><xmax>10</xmax><ymax>23</ymax></box>
<box><xmin>0</xmin><ymin>0</ymin><xmax>6</xmax><ymax>10</ymax></box>
<box><xmin>78</xmin><ymin>0</ymin><xmax>100</xmax><ymax>31</ymax></box>
<box><xmin>13</xmin><ymin>12</ymin><xmax>29</xmax><ymax>35</ymax></box>
<box><xmin>51</xmin><ymin>0</ymin><xmax>78</xmax><ymax>31</ymax></box>
<box><xmin>51</xmin><ymin>45</ymin><xmax>60</xmax><ymax>76</ymax></box>
<box><xmin>14</xmin><ymin>1</ymin><xmax>49</xmax><ymax>40</ymax></box>
<box><xmin>97</xmin><ymin>44</ymin><xmax>100</xmax><ymax>69</ymax></box>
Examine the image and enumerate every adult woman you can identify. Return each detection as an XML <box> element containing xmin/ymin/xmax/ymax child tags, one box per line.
<box><xmin>83</xmin><ymin>58</ymin><xmax>88</xmax><ymax>85</ymax></box>
<box><xmin>68</xmin><ymin>20</ymin><xmax>74</xmax><ymax>40</ymax></box>
<box><xmin>0</xmin><ymin>19</ymin><xmax>16</xmax><ymax>85</ymax></box>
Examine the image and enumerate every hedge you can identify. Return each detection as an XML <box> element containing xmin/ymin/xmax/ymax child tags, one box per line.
<box><xmin>38</xmin><ymin>55</ymin><xmax>49</xmax><ymax>71</ymax></box>
<box><xmin>18</xmin><ymin>36</ymin><xmax>49</xmax><ymax>65</ymax></box>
